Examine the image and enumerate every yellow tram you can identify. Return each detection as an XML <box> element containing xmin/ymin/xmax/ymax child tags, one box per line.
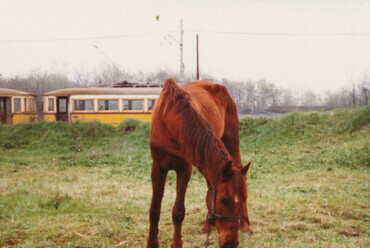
<box><xmin>0</xmin><ymin>88</ymin><xmax>37</xmax><ymax>124</ymax></box>
<box><xmin>42</xmin><ymin>87</ymin><xmax>161</xmax><ymax>126</ymax></box>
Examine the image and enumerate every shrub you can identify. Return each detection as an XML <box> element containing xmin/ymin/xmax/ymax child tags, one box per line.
<box><xmin>117</xmin><ymin>118</ymin><xmax>143</xmax><ymax>133</ymax></box>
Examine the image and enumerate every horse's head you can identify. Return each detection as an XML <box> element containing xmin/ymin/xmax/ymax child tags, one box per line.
<box><xmin>207</xmin><ymin>161</ymin><xmax>251</xmax><ymax>248</ymax></box>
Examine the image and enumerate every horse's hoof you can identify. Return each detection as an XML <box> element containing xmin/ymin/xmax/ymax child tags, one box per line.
<box><xmin>147</xmin><ymin>242</ymin><xmax>159</xmax><ymax>248</ymax></box>
<box><xmin>171</xmin><ymin>244</ymin><xmax>182</xmax><ymax>248</ymax></box>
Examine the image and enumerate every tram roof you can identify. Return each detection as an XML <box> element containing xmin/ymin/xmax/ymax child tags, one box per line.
<box><xmin>43</xmin><ymin>87</ymin><xmax>162</xmax><ymax>96</ymax></box>
<box><xmin>0</xmin><ymin>88</ymin><xmax>36</xmax><ymax>97</ymax></box>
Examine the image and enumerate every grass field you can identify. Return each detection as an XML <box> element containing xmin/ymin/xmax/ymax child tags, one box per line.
<box><xmin>0</xmin><ymin>107</ymin><xmax>369</xmax><ymax>248</ymax></box>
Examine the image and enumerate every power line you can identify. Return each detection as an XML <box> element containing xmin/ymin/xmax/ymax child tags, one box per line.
<box><xmin>0</xmin><ymin>32</ymin><xmax>165</xmax><ymax>43</ymax></box>
<box><xmin>1</xmin><ymin>30</ymin><xmax>369</xmax><ymax>44</ymax></box>
<box><xmin>187</xmin><ymin>30</ymin><xmax>370</xmax><ymax>37</ymax></box>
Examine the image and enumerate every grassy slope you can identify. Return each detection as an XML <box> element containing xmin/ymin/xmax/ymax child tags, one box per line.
<box><xmin>0</xmin><ymin>107</ymin><xmax>369</xmax><ymax>248</ymax></box>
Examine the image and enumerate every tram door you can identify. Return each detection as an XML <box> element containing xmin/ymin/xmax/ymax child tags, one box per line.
<box><xmin>56</xmin><ymin>97</ymin><xmax>68</xmax><ymax>122</ymax></box>
<box><xmin>0</xmin><ymin>97</ymin><xmax>11</xmax><ymax>124</ymax></box>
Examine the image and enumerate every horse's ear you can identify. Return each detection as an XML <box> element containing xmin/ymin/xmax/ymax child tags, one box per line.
<box><xmin>240</xmin><ymin>161</ymin><xmax>251</xmax><ymax>176</ymax></box>
<box><xmin>222</xmin><ymin>161</ymin><xmax>233</xmax><ymax>179</ymax></box>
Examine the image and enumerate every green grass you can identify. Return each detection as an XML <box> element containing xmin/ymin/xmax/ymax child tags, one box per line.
<box><xmin>0</xmin><ymin>108</ymin><xmax>369</xmax><ymax>247</ymax></box>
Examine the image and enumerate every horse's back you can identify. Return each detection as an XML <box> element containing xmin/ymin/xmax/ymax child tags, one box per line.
<box><xmin>181</xmin><ymin>80</ymin><xmax>229</xmax><ymax>137</ymax></box>
<box><xmin>150</xmin><ymin>79</ymin><xmax>233</xmax><ymax>160</ymax></box>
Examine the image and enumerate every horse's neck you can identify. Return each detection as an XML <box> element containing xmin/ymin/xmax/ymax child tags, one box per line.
<box><xmin>175</xmin><ymin>96</ymin><xmax>231</xmax><ymax>184</ymax></box>
<box><xmin>193</xmin><ymin>137</ymin><xmax>231</xmax><ymax>184</ymax></box>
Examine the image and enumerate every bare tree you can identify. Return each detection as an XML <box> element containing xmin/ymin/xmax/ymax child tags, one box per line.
<box><xmin>359</xmin><ymin>79</ymin><xmax>369</xmax><ymax>106</ymax></box>
<box><xmin>256</xmin><ymin>80</ymin><xmax>277</xmax><ymax>109</ymax></box>
<box><xmin>93</xmin><ymin>63</ymin><xmax>133</xmax><ymax>86</ymax></box>
<box><xmin>73</xmin><ymin>68</ymin><xmax>95</xmax><ymax>87</ymax></box>
<box><xmin>148</xmin><ymin>69</ymin><xmax>178</xmax><ymax>83</ymax></box>
<box><xmin>280</xmin><ymin>89</ymin><xmax>297</xmax><ymax>107</ymax></box>
<box><xmin>300</xmin><ymin>90</ymin><xmax>322</xmax><ymax>107</ymax></box>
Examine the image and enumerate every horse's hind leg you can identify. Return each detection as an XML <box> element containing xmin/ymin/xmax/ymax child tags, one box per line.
<box><xmin>171</xmin><ymin>160</ymin><xmax>192</xmax><ymax>248</ymax></box>
<box><xmin>147</xmin><ymin>161</ymin><xmax>168</xmax><ymax>248</ymax></box>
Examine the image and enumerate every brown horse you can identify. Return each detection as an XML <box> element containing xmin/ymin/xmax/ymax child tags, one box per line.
<box><xmin>147</xmin><ymin>79</ymin><xmax>252</xmax><ymax>248</ymax></box>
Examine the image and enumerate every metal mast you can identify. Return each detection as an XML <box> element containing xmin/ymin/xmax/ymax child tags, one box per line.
<box><xmin>163</xmin><ymin>19</ymin><xmax>184</xmax><ymax>84</ymax></box>
<box><xmin>196</xmin><ymin>34</ymin><xmax>199</xmax><ymax>80</ymax></box>
<box><xmin>180</xmin><ymin>19</ymin><xmax>184</xmax><ymax>84</ymax></box>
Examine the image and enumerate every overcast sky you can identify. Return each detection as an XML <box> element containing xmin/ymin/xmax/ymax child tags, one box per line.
<box><xmin>0</xmin><ymin>0</ymin><xmax>369</xmax><ymax>93</ymax></box>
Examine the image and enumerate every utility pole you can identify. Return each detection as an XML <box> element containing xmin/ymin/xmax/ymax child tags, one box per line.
<box><xmin>166</xmin><ymin>20</ymin><xmax>184</xmax><ymax>84</ymax></box>
<box><xmin>196</xmin><ymin>34</ymin><xmax>199</xmax><ymax>80</ymax></box>
<box><xmin>180</xmin><ymin>19</ymin><xmax>184</xmax><ymax>84</ymax></box>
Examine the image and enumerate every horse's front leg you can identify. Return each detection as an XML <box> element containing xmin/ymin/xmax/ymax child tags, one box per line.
<box><xmin>171</xmin><ymin>163</ymin><xmax>192</xmax><ymax>248</ymax></box>
<box><xmin>147</xmin><ymin>162</ymin><xmax>168</xmax><ymax>248</ymax></box>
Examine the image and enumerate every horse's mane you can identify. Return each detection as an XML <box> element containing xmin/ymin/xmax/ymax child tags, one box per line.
<box><xmin>159</xmin><ymin>79</ymin><xmax>231</xmax><ymax>179</ymax></box>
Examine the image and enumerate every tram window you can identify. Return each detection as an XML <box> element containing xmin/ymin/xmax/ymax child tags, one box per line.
<box><xmin>123</xmin><ymin>99</ymin><xmax>143</xmax><ymax>111</ymax></box>
<box><xmin>148</xmin><ymin>99</ymin><xmax>156</xmax><ymax>111</ymax></box>
<box><xmin>27</xmin><ymin>98</ymin><xmax>36</xmax><ymax>112</ymax></box>
<box><xmin>14</xmin><ymin>98</ymin><xmax>22</xmax><ymax>112</ymax></box>
<box><xmin>59</xmin><ymin>98</ymin><xmax>67</xmax><ymax>112</ymax></box>
<box><xmin>74</xmin><ymin>100</ymin><xmax>94</xmax><ymax>111</ymax></box>
<box><xmin>48</xmin><ymin>98</ymin><xmax>54</xmax><ymax>111</ymax></box>
<box><xmin>98</xmin><ymin>100</ymin><xmax>118</xmax><ymax>111</ymax></box>
<box><xmin>26</xmin><ymin>98</ymin><xmax>29</xmax><ymax>112</ymax></box>
<box><xmin>5</xmin><ymin>98</ymin><xmax>10</xmax><ymax>112</ymax></box>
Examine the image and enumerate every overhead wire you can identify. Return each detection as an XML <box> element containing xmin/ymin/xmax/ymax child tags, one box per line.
<box><xmin>0</xmin><ymin>32</ymin><xmax>166</xmax><ymax>43</ymax></box>
<box><xmin>0</xmin><ymin>30</ymin><xmax>369</xmax><ymax>43</ymax></box>
<box><xmin>186</xmin><ymin>30</ymin><xmax>370</xmax><ymax>37</ymax></box>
